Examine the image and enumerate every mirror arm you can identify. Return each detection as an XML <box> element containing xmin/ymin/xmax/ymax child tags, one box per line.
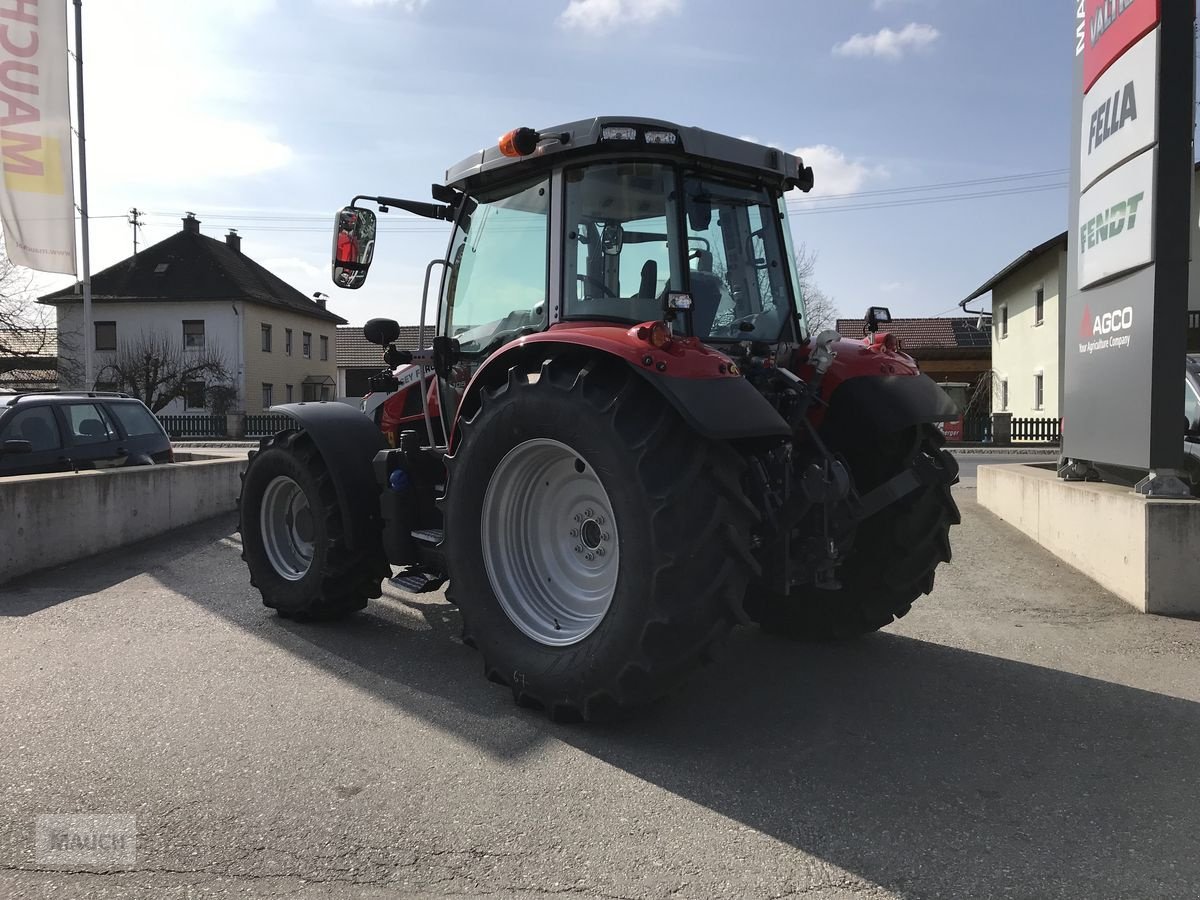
<box><xmin>352</xmin><ymin>195</ymin><xmax>454</xmax><ymax>221</ymax></box>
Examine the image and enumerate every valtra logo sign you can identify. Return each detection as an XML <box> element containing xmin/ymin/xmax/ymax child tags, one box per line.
<box><xmin>1083</xmin><ymin>0</ymin><xmax>1160</xmax><ymax>92</ymax></box>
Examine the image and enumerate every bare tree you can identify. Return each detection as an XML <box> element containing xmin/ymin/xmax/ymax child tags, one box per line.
<box><xmin>96</xmin><ymin>330</ymin><xmax>230</xmax><ymax>412</ymax></box>
<box><xmin>0</xmin><ymin>242</ymin><xmax>54</xmax><ymax>369</ymax></box>
<box><xmin>794</xmin><ymin>243</ymin><xmax>838</xmax><ymax>334</ymax></box>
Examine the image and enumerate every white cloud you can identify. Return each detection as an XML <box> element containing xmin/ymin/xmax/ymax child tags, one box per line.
<box><xmin>559</xmin><ymin>0</ymin><xmax>682</xmax><ymax>34</ymax></box>
<box><xmin>871</xmin><ymin>0</ymin><xmax>930</xmax><ymax>9</ymax></box>
<box><xmin>879</xmin><ymin>281</ymin><xmax>906</xmax><ymax>293</ymax></box>
<box><xmin>788</xmin><ymin>145</ymin><xmax>888</xmax><ymax>198</ymax></box>
<box><xmin>833</xmin><ymin>23</ymin><xmax>941</xmax><ymax>60</ymax></box>
<box><xmin>345</xmin><ymin>0</ymin><xmax>429</xmax><ymax>7</ymax></box>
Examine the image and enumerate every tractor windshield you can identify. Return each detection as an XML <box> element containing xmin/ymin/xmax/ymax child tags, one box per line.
<box><xmin>563</xmin><ymin>162</ymin><xmax>803</xmax><ymax>344</ymax></box>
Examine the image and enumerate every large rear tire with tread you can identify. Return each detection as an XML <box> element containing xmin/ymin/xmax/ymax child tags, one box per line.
<box><xmin>745</xmin><ymin>425</ymin><xmax>959</xmax><ymax>640</ymax></box>
<box><xmin>443</xmin><ymin>357</ymin><xmax>760</xmax><ymax>722</ymax></box>
<box><xmin>238</xmin><ymin>430</ymin><xmax>389</xmax><ymax>621</ymax></box>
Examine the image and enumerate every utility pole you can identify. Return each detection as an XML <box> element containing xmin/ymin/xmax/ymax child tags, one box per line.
<box><xmin>128</xmin><ymin>207</ymin><xmax>144</xmax><ymax>255</ymax></box>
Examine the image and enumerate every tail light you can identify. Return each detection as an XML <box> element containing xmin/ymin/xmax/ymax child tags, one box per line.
<box><xmin>636</xmin><ymin>321</ymin><xmax>674</xmax><ymax>349</ymax></box>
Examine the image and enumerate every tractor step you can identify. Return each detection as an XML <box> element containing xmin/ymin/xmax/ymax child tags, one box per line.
<box><xmin>411</xmin><ymin>528</ymin><xmax>444</xmax><ymax>546</ymax></box>
<box><xmin>388</xmin><ymin>567</ymin><xmax>447</xmax><ymax>594</ymax></box>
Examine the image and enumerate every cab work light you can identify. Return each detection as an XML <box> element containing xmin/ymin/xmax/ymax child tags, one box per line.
<box><xmin>601</xmin><ymin>126</ymin><xmax>638</xmax><ymax>141</ymax></box>
<box><xmin>643</xmin><ymin>130</ymin><xmax>677</xmax><ymax>145</ymax></box>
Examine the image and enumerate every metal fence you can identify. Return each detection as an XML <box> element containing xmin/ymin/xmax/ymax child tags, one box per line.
<box><xmin>1012</xmin><ymin>416</ymin><xmax>1061</xmax><ymax>444</ymax></box>
<box><xmin>962</xmin><ymin>415</ymin><xmax>993</xmax><ymax>443</ymax></box>
<box><xmin>245</xmin><ymin>413</ymin><xmax>298</xmax><ymax>438</ymax></box>
<box><xmin>157</xmin><ymin>414</ymin><xmax>226</xmax><ymax>438</ymax></box>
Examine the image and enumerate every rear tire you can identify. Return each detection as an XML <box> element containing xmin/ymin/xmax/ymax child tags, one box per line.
<box><xmin>239</xmin><ymin>430</ymin><xmax>389</xmax><ymax>621</ymax></box>
<box><xmin>745</xmin><ymin>425</ymin><xmax>960</xmax><ymax>640</ymax></box>
<box><xmin>443</xmin><ymin>357</ymin><xmax>760</xmax><ymax>722</ymax></box>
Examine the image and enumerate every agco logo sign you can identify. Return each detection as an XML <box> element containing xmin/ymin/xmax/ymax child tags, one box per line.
<box><xmin>1079</xmin><ymin>302</ymin><xmax>1134</xmax><ymax>353</ymax></box>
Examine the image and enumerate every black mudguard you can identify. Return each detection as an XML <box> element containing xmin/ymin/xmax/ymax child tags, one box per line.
<box><xmin>268</xmin><ymin>402</ymin><xmax>386</xmax><ymax>551</ymax></box>
<box><xmin>819</xmin><ymin>373</ymin><xmax>959</xmax><ymax>449</ymax></box>
<box><xmin>645</xmin><ymin>371</ymin><xmax>792</xmax><ymax>441</ymax></box>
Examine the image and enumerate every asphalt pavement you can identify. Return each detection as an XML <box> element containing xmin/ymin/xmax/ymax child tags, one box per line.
<box><xmin>1</xmin><ymin>472</ymin><xmax>1198</xmax><ymax>899</ymax></box>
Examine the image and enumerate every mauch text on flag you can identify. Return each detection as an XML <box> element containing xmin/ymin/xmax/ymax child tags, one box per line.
<box><xmin>0</xmin><ymin>0</ymin><xmax>77</xmax><ymax>275</ymax></box>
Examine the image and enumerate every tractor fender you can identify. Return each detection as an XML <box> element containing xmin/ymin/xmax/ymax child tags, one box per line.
<box><xmin>267</xmin><ymin>401</ymin><xmax>387</xmax><ymax>551</ymax></box>
<box><xmin>818</xmin><ymin>373</ymin><xmax>960</xmax><ymax>449</ymax></box>
<box><xmin>450</xmin><ymin>339</ymin><xmax>791</xmax><ymax>449</ymax></box>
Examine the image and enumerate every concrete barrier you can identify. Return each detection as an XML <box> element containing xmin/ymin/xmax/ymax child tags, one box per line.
<box><xmin>978</xmin><ymin>463</ymin><xmax>1200</xmax><ymax>616</ymax></box>
<box><xmin>0</xmin><ymin>450</ymin><xmax>248</xmax><ymax>586</ymax></box>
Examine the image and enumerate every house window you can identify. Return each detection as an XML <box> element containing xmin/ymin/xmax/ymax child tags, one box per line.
<box><xmin>262</xmin><ymin>383</ymin><xmax>273</xmax><ymax>409</ymax></box>
<box><xmin>320</xmin><ymin>385</ymin><xmax>331</xmax><ymax>401</ymax></box>
<box><xmin>94</xmin><ymin>321</ymin><xmax>116</xmax><ymax>351</ymax></box>
<box><xmin>1000</xmin><ymin>379</ymin><xmax>1009</xmax><ymax>412</ymax></box>
<box><xmin>184</xmin><ymin>381</ymin><xmax>206</xmax><ymax>410</ymax></box>
<box><xmin>1034</xmin><ymin>372</ymin><xmax>1044</xmax><ymax>411</ymax></box>
<box><xmin>285</xmin><ymin>328</ymin><xmax>293</xmax><ymax>356</ymax></box>
<box><xmin>1034</xmin><ymin>287</ymin><xmax>1045</xmax><ymax>326</ymax></box>
<box><xmin>302</xmin><ymin>332</ymin><xmax>312</xmax><ymax>359</ymax></box>
<box><xmin>183</xmin><ymin>320</ymin><xmax>205</xmax><ymax>349</ymax></box>
<box><xmin>302</xmin><ymin>382</ymin><xmax>317</xmax><ymax>402</ymax></box>
<box><xmin>261</xmin><ymin>324</ymin><xmax>272</xmax><ymax>352</ymax></box>
<box><xmin>320</xmin><ymin>335</ymin><xmax>329</xmax><ymax>361</ymax></box>
<box><xmin>998</xmin><ymin>306</ymin><xmax>1008</xmax><ymax>339</ymax></box>
<box><xmin>286</xmin><ymin>384</ymin><xmax>294</xmax><ymax>403</ymax></box>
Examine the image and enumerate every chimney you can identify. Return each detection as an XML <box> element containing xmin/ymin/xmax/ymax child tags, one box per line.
<box><xmin>312</xmin><ymin>291</ymin><xmax>327</xmax><ymax>309</ymax></box>
<box><xmin>182</xmin><ymin>212</ymin><xmax>201</xmax><ymax>234</ymax></box>
<box><xmin>225</xmin><ymin>228</ymin><xmax>241</xmax><ymax>253</ymax></box>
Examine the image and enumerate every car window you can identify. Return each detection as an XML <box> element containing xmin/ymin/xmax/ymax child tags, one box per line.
<box><xmin>64</xmin><ymin>403</ymin><xmax>115</xmax><ymax>445</ymax></box>
<box><xmin>0</xmin><ymin>406</ymin><xmax>63</xmax><ymax>451</ymax></box>
<box><xmin>1187</xmin><ymin>378</ymin><xmax>1200</xmax><ymax>427</ymax></box>
<box><xmin>108</xmin><ymin>402</ymin><xmax>165</xmax><ymax>438</ymax></box>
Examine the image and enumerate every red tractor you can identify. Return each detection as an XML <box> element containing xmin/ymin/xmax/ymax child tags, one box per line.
<box><xmin>238</xmin><ymin>118</ymin><xmax>960</xmax><ymax>721</ymax></box>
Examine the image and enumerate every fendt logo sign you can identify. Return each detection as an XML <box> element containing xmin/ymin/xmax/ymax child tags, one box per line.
<box><xmin>1076</xmin><ymin>145</ymin><xmax>1154</xmax><ymax>289</ymax></box>
<box><xmin>1078</xmin><ymin>302</ymin><xmax>1135</xmax><ymax>353</ymax></box>
<box><xmin>1083</xmin><ymin>0</ymin><xmax>1160</xmax><ymax>91</ymax></box>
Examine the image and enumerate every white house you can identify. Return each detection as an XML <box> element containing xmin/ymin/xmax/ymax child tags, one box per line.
<box><xmin>40</xmin><ymin>214</ymin><xmax>345</xmax><ymax>414</ymax></box>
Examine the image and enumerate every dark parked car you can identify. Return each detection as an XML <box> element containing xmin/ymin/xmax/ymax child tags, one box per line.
<box><xmin>0</xmin><ymin>392</ymin><xmax>173</xmax><ymax>477</ymax></box>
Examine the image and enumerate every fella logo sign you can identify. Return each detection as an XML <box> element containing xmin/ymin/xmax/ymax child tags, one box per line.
<box><xmin>1083</xmin><ymin>0</ymin><xmax>1160</xmax><ymax>92</ymax></box>
<box><xmin>1079</xmin><ymin>28</ymin><xmax>1157</xmax><ymax>190</ymax></box>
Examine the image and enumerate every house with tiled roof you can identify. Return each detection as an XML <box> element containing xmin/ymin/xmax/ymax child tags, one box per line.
<box><xmin>40</xmin><ymin>214</ymin><xmax>346</xmax><ymax>413</ymax></box>
<box><xmin>835</xmin><ymin>316</ymin><xmax>992</xmax><ymax>405</ymax></box>
<box><xmin>0</xmin><ymin>327</ymin><xmax>58</xmax><ymax>392</ymax></box>
<box><xmin>336</xmin><ymin>324</ymin><xmax>427</xmax><ymax>398</ymax></box>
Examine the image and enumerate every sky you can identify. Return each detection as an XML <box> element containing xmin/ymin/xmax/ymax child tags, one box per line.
<box><xmin>32</xmin><ymin>0</ymin><xmax>1088</xmax><ymax>327</ymax></box>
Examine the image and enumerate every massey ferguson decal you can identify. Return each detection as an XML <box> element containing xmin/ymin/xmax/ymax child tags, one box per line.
<box><xmin>1083</xmin><ymin>0</ymin><xmax>1161</xmax><ymax>91</ymax></box>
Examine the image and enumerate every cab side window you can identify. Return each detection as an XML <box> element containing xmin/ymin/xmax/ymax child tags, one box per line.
<box><xmin>1</xmin><ymin>407</ymin><xmax>63</xmax><ymax>451</ymax></box>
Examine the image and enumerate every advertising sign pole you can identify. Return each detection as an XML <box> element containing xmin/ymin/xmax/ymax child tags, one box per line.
<box><xmin>74</xmin><ymin>0</ymin><xmax>93</xmax><ymax>389</ymax></box>
<box><xmin>1061</xmin><ymin>0</ymin><xmax>1196</xmax><ymax>497</ymax></box>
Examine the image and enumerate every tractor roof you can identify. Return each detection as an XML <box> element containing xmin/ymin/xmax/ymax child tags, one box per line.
<box><xmin>444</xmin><ymin>116</ymin><xmax>813</xmax><ymax>195</ymax></box>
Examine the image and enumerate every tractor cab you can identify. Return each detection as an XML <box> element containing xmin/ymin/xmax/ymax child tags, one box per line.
<box><xmin>331</xmin><ymin>118</ymin><xmax>818</xmax><ymax>446</ymax></box>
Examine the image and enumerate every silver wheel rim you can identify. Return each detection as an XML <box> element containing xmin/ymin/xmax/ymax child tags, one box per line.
<box><xmin>480</xmin><ymin>439</ymin><xmax>619</xmax><ymax>647</ymax></box>
<box><xmin>260</xmin><ymin>475</ymin><xmax>315</xmax><ymax>581</ymax></box>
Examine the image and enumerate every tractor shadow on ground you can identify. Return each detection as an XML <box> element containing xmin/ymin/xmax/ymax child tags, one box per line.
<box><xmin>149</xmin><ymin>519</ymin><xmax>1200</xmax><ymax>899</ymax></box>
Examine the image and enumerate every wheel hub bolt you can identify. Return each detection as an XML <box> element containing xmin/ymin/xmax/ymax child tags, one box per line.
<box><xmin>585</xmin><ymin>552</ymin><xmax>595</xmax><ymax>561</ymax></box>
<box><xmin>574</xmin><ymin>545</ymin><xmax>583</xmax><ymax>554</ymax></box>
<box><xmin>574</xmin><ymin>514</ymin><xmax>582</xmax><ymax>523</ymax></box>
<box><xmin>601</xmin><ymin>532</ymin><xmax>610</xmax><ymax>542</ymax></box>
<box><xmin>584</xmin><ymin>508</ymin><xmax>594</xmax><ymax>518</ymax></box>
<box><xmin>570</xmin><ymin>528</ymin><xmax>578</xmax><ymax>537</ymax></box>
<box><xmin>596</xmin><ymin>548</ymin><xmax>605</xmax><ymax>556</ymax></box>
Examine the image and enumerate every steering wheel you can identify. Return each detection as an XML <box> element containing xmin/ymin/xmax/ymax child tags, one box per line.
<box><xmin>576</xmin><ymin>275</ymin><xmax>616</xmax><ymax>299</ymax></box>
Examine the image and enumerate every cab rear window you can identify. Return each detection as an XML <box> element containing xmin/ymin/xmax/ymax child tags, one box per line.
<box><xmin>107</xmin><ymin>402</ymin><xmax>166</xmax><ymax>438</ymax></box>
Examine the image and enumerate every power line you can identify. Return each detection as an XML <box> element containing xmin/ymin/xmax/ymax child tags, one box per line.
<box><xmin>788</xmin><ymin>181</ymin><xmax>1068</xmax><ymax>215</ymax></box>
<box><xmin>786</xmin><ymin>168</ymin><xmax>1069</xmax><ymax>204</ymax></box>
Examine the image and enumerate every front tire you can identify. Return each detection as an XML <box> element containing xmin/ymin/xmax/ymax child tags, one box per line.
<box><xmin>239</xmin><ymin>430</ymin><xmax>388</xmax><ymax>620</ymax></box>
<box><xmin>443</xmin><ymin>357</ymin><xmax>760</xmax><ymax>722</ymax></box>
<box><xmin>746</xmin><ymin>425</ymin><xmax>960</xmax><ymax>640</ymax></box>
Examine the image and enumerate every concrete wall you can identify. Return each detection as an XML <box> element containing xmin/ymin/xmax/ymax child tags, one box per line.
<box><xmin>978</xmin><ymin>463</ymin><xmax>1200</xmax><ymax>616</ymax></box>
<box><xmin>53</xmin><ymin>301</ymin><xmax>244</xmax><ymax>412</ymax></box>
<box><xmin>991</xmin><ymin>247</ymin><xmax>1066</xmax><ymax>419</ymax></box>
<box><xmin>241</xmin><ymin>303</ymin><xmax>338</xmax><ymax>412</ymax></box>
<box><xmin>0</xmin><ymin>451</ymin><xmax>246</xmax><ymax>586</ymax></box>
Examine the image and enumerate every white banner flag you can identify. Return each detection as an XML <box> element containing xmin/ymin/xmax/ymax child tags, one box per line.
<box><xmin>0</xmin><ymin>0</ymin><xmax>76</xmax><ymax>274</ymax></box>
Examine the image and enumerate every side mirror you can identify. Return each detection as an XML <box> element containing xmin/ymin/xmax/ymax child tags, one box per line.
<box><xmin>331</xmin><ymin>206</ymin><xmax>377</xmax><ymax>290</ymax></box>
<box><xmin>364</xmin><ymin>317</ymin><xmax>401</xmax><ymax>346</ymax></box>
<box><xmin>1</xmin><ymin>439</ymin><xmax>33</xmax><ymax>455</ymax></box>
